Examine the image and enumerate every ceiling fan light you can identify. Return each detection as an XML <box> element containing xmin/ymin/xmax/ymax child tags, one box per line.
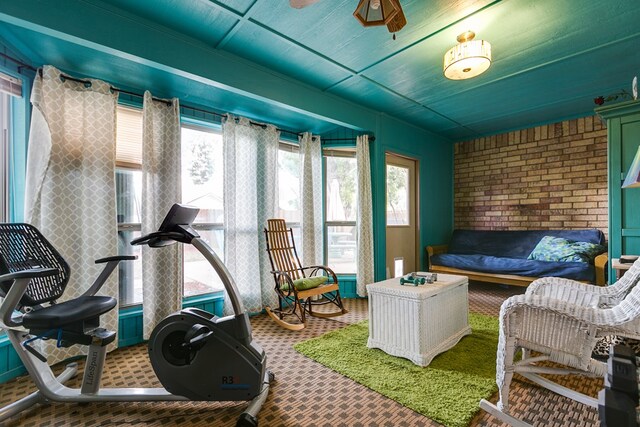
<box><xmin>443</xmin><ymin>32</ymin><xmax>492</xmax><ymax>80</ymax></box>
<box><xmin>354</xmin><ymin>0</ymin><xmax>399</xmax><ymax>27</ymax></box>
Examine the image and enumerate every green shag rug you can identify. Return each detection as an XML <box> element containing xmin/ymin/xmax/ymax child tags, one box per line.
<box><xmin>293</xmin><ymin>313</ymin><xmax>499</xmax><ymax>427</ymax></box>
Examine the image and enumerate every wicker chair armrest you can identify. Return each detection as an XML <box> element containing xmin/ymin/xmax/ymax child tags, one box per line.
<box><xmin>526</xmin><ymin>277</ymin><xmax>605</xmax><ymax>307</ymax></box>
<box><xmin>502</xmin><ymin>294</ymin><xmax>609</xmax><ymax>327</ymax></box>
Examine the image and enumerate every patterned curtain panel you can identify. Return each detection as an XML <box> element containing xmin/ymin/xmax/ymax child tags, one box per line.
<box><xmin>141</xmin><ymin>91</ymin><xmax>182</xmax><ymax>339</ymax></box>
<box><xmin>356</xmin><ymin>135</ymin><xmax>375</xmax><ymax>296</ymax></box>
<box><xmin>24</xmin><ymin>65</ymin><xmax>119</xmax><ymax>362</ymax></box>
<box><xmin>299</xmin><ymin>132</ymin><xmax>323</xmax><ymax>266</ymax></box>
<box><xmin>223</xmin><ymin>115</ymin><xmax>279</xmax><ymax>314</ymax></box>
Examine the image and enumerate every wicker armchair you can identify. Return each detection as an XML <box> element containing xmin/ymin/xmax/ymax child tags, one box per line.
<box><xmin>480</xmin><ymin>273</ymin><xmax>640</xmax><ymax>426</ymax></box>
<box><xmin>526</xmin><ymin>257</ymin><xmax>640</xmax><ymax>308</ymax></box>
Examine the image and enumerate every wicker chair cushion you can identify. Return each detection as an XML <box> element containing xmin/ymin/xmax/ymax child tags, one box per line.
<box><xmin>527</xmin><ymin>236</ymin><xmax>605</xmax><ymax>263</ymax></box>
<box><xmin>282</xmin><ymin>276</ymin><xmax>328</xmax><ymax>291</ymax></box>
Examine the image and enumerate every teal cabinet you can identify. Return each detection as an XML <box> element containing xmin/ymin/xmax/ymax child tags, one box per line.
<box><xmin>598</xmin><ymin>100</ymin><xmax>640</xmax><ymax>282</ymax></box>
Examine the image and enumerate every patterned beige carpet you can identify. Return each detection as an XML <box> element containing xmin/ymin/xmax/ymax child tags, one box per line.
<box><xmin>0</xmin><ymin>282</ymin><xmax>602</xmax><ymax>426</ymax></box>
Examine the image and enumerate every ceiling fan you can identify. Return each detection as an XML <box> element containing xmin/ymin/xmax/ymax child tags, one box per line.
<box><xmin>289</xmin><ymin>0</ymin><xmax>407</xmax><ymax>35</ymax></box>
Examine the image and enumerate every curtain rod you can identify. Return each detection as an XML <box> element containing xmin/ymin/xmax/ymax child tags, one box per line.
<box><xmin>323</xmin><ymin>136</ymin><xmax>376</xmax><ymax>142</ymax></box>
<box><xmin>0</xmin><ymin>52</ymin><xmax>36</xmax><ymax>72</ymax></box>
<box><xmin>51</xmin><ymin>70</ymin><xmax>317</xmax><ymax>138</ymax></box>
<box><xmin>1</xmin><ymin>53</ymin><xmax>373</xmax><ymax>142</ymax></box>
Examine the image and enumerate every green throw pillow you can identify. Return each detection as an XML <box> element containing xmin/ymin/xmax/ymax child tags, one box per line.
<box><xmin>527</xmin><ymin>236</ymin><xmax>605</xmax><ymax>263</ymax></box>
<box><xmin>281</xmin><ymin>276</ymin><xmax>328</xmax><ymax>291</ymax></box>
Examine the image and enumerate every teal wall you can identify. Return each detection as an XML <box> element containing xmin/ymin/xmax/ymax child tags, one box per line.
<box><xmin>372</xmin><ymin>114</ymin><xmax>454</xmax><ymax>279</ymax></box>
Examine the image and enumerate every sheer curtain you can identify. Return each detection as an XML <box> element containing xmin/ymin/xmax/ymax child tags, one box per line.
<box><xmin>223</xmin><ymin>115</ymin><xmax>279</xmax><ymax>314</ymax></box>
<box><xmin>356</xmin><ymin>135</ymin><xmax>375</xmax><ymax>296</ymax></box>
<box><xmin>299</xmin><ymin>132</ymin><xmax>323</xmax><ymax>266</ymax></box>
<box><xmin>141</xmin><ymin>91</ymin><xmax>182</xmax><ymax>339</ymax></box>
<box><xmin>24</xmin><ymin>65</ymin><xmax>119</xmax><ymax>361</ymax></box>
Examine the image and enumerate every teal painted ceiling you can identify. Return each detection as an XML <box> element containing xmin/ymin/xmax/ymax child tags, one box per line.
<box><xmin>0</xmin><ymin>0</ymin><xmax>639</xmax><ymax>140</ymax></box>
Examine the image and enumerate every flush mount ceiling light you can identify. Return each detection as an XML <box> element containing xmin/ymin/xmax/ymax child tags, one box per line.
<box><xmin>353</xmin><ymin>0</ymin><xmax>407</xmax><ymax>34</ymax></box>
<box><xmin>443</xmin><ymin>31</ymin><xmax>492</xmax><ymax>80</ymax></box>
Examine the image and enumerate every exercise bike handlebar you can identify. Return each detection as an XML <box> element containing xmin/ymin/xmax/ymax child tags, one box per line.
<box><xmin>131</xmin><ymin>205</ymin><xmax>246</xmax><ymax>316</ymax></box>
<box><xmin>130</xmin><ymin>231</ymin><xmax>186</xmax><ymax>247</ymax></box>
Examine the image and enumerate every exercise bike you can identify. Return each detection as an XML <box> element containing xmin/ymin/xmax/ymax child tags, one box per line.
<box><xmin>0</xmin><ymin>204</ymin><xmax>271</xmax><ymax>426</ymax></box>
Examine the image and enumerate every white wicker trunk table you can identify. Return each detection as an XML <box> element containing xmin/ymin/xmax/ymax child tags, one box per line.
<box><xmin>366</xmin><ymin>273</ymin><xmax>471</xmax><ymax>367</ymax></box>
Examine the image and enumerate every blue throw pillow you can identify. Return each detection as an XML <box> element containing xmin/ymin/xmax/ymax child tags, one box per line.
<box><xmin>527</xmin><ymin>236</ymin><xmax>605</xmax><ymax>263</ymax></box>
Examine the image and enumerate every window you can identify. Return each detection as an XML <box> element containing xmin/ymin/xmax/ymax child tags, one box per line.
<box><xmin>181</xmin><ymin>126</ymin><xmax>224</xmax><ymax>297</ymax></box>
<box><xmin>116</xmin><ymin>106</ymin><xmax>143</xmax><ymax>306</ymax></box>
<box><xmin>115</xmin><ymin>107</ymin><xmax>224</xmax><ymax>305</ymax></box>
<box><xmin>277</xmin><ymin>142</ymin><xmax>302</xmax><ymax>247</ymax></box>
<box><xmin>0</xmin><ymin>92</ymin><xmax>10</xmax><ymax>222</ymax></box>
<box><xmin>324</xmin><ymin>150</ymin><xmax>357</xmax><ymax>274</ymax></box>
<box><xmin>386</xmin><ymin>164</ymin><xmax>410</xmax><ymax>225</ymax></box>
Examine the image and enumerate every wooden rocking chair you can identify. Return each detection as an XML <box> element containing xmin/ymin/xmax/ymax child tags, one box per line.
<box><xmin>264</xmin><ymin>219</ymin><xmax>348</xmax><ymax>331</ymax></box>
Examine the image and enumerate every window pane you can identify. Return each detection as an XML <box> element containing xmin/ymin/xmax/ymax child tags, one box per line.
<box><xmin>326</xmin><ymin>156</ymin><xmax>357</xmax><ymax>222</ymax></box>
<box><xmin>277</xmin><ymin>148</ymin><xmax>300</xmax><ymax>223</ymax></box>
<box><xmin>181</xmin><ymin>127</ymin><xmax>224</xmax><ymax>223</ymax></box>
<box><xmin>386</xmin><ymin>165</ymin><xmax>409</xmax><ymax>225</ymax></box>
<box><xmin>184</xmin><ymin>229</ymin><xmax>225</xmax><ymax>297</ymax></box>
<box><xmin>116</xmin><ymin>106</ymin><xmax>143</xmax><ymax>167</ymax></box>
<box><xmin>0</xmin><ymin>93</ymin><xmax>9</xmax><ymax>222</ymax></box>
<box><xmin>327</xmin><ymin>225</ymin><xmax>357</xmax><ymax>274</ymax></box>
<box><xmin>116</xmin><ymin>169</ymin><xmax>142</xmax><ymax>223</ymax></box>
<box><xmin>118</xmin><ymin>230</ymin><xmax>142</xmax><ymax>306</ymax></box>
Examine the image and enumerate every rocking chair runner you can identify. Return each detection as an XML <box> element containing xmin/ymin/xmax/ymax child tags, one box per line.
<box><xmin>264</xmin><ymin>219</ymin><xmax>348</xmax><ymax>331</ymax></box>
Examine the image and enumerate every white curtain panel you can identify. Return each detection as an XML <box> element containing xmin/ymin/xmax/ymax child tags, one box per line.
<box><xmin>356</xmin><ymin>134</ymin><xmax>375</xmax><ymax>297</ymax></box>
<box><xmin>24</xmin><ymin>65</ymin><xmax>119</xmax><ymax>362</ymax></box>
<box><xmin>299</xmin><ymin>132</ymin><xmax>323</xmax><ymax>266</ymax></box>
<box><xmin>223</xmin><ymin>115</ymin><xmax>279</xmax><ymax>314</ymax></box>
<box><xmin>141</xmin><ymin>91</ymin><xmax>182</xmax><ymax>339</ymax></box>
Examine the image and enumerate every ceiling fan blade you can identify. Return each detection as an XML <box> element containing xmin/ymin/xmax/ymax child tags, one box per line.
<box><xmin>386</xmin><ymin>0</ymin><xmax>407</xmax><ymax>33</ymax></box>
<box><xmin>289</xmin><ymin>0</ymin><xmax>322</xmax><ymax>9</ymax></box>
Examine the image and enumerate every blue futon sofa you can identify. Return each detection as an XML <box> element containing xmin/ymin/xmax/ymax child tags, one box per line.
<box><xmin>427</xmin><ymin>229</ymin><xmax>608</xmax><ymax>287</ymax></box>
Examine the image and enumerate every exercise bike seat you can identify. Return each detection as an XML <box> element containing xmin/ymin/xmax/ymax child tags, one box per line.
<box><xmin>22</xmin><ymin>296</ymin><xmax>116</xmax><ymax>330</ymax></box>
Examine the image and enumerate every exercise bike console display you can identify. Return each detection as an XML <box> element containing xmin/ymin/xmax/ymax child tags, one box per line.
<box><xmin>131</xmin><ymin>203</ymin><xmax>200</xmax><ymax>247</ymax></box>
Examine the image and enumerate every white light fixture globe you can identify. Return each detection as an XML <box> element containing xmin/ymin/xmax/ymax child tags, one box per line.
<box><xmin>443</xmin><ymin>31</ymin><xmax>492</xmax><ymax>80</ymax></box>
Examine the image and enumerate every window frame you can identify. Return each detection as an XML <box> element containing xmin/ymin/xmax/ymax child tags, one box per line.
<box><xmin>277</xmin><ymin>140</ymin><xmax>301</xmax><ymax>229</ymax></box>
<box><xmin>115</xmin><ymin>107</ymin><xmax>226</xmax><ymax>306</ymax></box>
<box><xmin>0</xmin><ymin>93</ymin><xmax>10</xmax><ymax>222</ymax></box>
<box><xmin>323</xmin><ymin>148</ymin><xmax>357</xmax><ymax>274</ymax></box>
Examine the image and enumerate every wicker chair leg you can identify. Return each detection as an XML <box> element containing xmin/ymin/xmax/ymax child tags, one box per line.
<box><xmin>497</xmin><ymin>338</ymin><xmax>517</xmax><ymax>412</ymax></box>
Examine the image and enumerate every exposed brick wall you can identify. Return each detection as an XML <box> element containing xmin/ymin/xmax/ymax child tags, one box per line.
<box><xmin>454</xmin><ymin>116</ymin><xmax>608</xmax><ymax>240</ymax></box>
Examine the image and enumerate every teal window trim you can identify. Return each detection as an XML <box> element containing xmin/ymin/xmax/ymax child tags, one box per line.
<box><xmin>119</xmin><ymin>290</ymin><xmax>225</xmax><ymax>322</ymax></box>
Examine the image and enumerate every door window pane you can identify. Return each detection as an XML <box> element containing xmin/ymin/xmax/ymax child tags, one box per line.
<box><xmin>326</xmin><ymin>157</ymin><xmax>357</xmax><ymax>222</ymax></box>
<box><xmin>386</xmin><ymin>165</ymin><xmax>409</xmax><ymax>225</ymax></box>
